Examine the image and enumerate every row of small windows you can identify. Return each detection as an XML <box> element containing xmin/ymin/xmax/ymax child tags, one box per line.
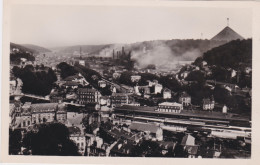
<box><xmin>158</xmin><ymin>106</ymin><xmax>181</xmax><ymax>110</ymax></box>
<box><xmin>158</xmin><ymin>109</ymin><xmax>181</xmax><ymax>113</ymax></box>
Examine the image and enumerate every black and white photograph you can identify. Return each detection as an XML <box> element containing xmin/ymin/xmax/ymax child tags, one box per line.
<box><xmin>2</xmin><ymin>0</ymin><xmax>258</xmax><ymax>162</ymax></box>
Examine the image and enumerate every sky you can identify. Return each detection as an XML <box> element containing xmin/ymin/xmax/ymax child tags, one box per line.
<box><xmin>10</xmin><ymin>4</ymin><xmax>252</xmax><ymax>48</ymax></box>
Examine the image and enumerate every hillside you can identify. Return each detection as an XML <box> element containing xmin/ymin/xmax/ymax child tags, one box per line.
<box><xmin>10</xmin><ymin>43</ymin><xmax>36</xmax><ymax>64</ymax></box>
<box><xmin>22</xmin><ymin>44</ymin><xmax>52</xmax><ymax>53</ymax></box>
<box><xmin>10</xmin><ymin>42</ymin><xmax>36</xmax><ymax>54</ymax></box>
<box><xmin>50</xmin><ymin>44</ymin><xmax>112</xmax><ymax>55</ymax></box>
<box><xmin>211</xmin><ymin>26</ymin><xmax>244</xmax><ymax>42</ymax></box>
<box><xmin>197</xmin><ymin>39</ymin><xmax>252</xmax><ymax>69</ymax></box>
<box><xmin>52</xmin><ymin>40</ymin><xmax>226</xmax><ymax>58</ymax></box>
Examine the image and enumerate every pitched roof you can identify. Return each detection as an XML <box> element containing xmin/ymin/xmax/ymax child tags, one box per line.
<box><xmin>78</xmin><ymin>88</ymin><xmax>97</xmax><ymax>93</ymax></box>
<box><xmin>163</xmin><ymin>88</ymin><xmax>171</xmax><ymax>93</ymax></box>
<box><xmin>68</xmin><ymin>126</ymin><xmax>81</xmax><ymax>135</ymax></box>
<box><xmin>64</xmin><ymin>81</ymin><xmax>79</xmax><ymax>86</ymax></box>
<box><xmin>66</xmin><ymin>112</ymin><xmax>84</xmax><ymax>126</ymax></box>
<box><xmin>64</xmin><ymin>75</ymin><xmax>81</xmax><ymax>81</ymax></box>
<box><xmin>179</xmin><ymin>92</ymin><xmax>190</xmax><ymax>98</ymax></box>
<box><xmin>31</xmin><ymin>103</ymin><xmax>58</xmax><ymax>113</ymax></box>
<box><xmin>181</xmin><ymin>134</ymin><xmax>195</xmax><ymax>146</ymax></box>
<box><xmin>57</xmin><ymin>103</ymin><xmax>67</xmax><ymax>113</ymax></box>
<box><xmin>158</xmin><ymin>102</ymin><xmax>182</xmax><ymax>107</ymax></box>
<box><xmin>157</xmin><ymin>141</ymin><xmax>177</xmax><ymax>150</ymax></box>
<box><xmin>185</xmin><ymin>145</ymin><xmax>199</xmax><ymax>155</ymax></box>
<box><xmin>129</xmin><ymin>122</ymin><xmax>160</xmax><ymax>134</ymax></box>
<box><xmin>211</xmin><ymin>26</ymin><xmax>244</xmax><ymax>42</ymax></box>
<box><xmin>112</xmin><ymin>93</ymin><xmax>128</xmax><ymax>97</ymax></box>
<box><xmin>202</xmin><ymin>98</ymin><xmax>214</xmax><ymax>104</ymax></box>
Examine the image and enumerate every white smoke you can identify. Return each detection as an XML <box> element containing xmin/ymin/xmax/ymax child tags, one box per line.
<box><xmin>96</xmin><ymin>41</ymin><xmax>201</xmax><ymax>70</ymax></box>
<box><xmin>131</xmin><ymin>41</ymin><xmax>201</xmax><ymax>70</ymax></box>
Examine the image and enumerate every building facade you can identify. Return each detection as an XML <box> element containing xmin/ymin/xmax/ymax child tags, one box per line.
<box><xmin>178</xmin><ymin>92</ymin><xmax>191</xmax><ymax>106</ymax></box>
<box><xmin>157</xmin><ymin>102</ymin><xmax>183</xmax><ymax>113</ymax></box>
<box><xmin>110</xmin><ymin>93</ymin><xmax>129</xmax><ymax>106</ymax></box>
<box><xmin>77</xmin><ymin>88</ymin><xmax>101</xmax><ymax>104</ymax></box>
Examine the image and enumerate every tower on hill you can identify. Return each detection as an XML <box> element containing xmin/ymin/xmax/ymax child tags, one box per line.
<box><xmin>211</xmin><ymin>18</ymin><xmax>244</xmax><ymax>42</ymax></box>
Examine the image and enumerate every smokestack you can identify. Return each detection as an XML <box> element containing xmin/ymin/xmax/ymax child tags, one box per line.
<box><xmin>122</xmin><ymin>47</ymin><xmax>125</xmax><ymax>55</ymax></box>
<box><xmin>113</xmin><ymin>49</ymin><xmax>115</xmax><ymax>59</ymax></box>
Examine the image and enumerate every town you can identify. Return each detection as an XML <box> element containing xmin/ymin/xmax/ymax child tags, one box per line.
<box><xmin>9</xmin><ymin>25</ymin><xmax>252</xmax><ymax>158</ymax></box>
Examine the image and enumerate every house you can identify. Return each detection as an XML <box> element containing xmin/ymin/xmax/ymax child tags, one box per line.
<box><xmin>99</xmin><ymin>96</ymin><xmax>110</xmax><ymax>106</ymax></box>
<box><xmin>31</xmin><ymin>103</ymin><xmax>58</xmax><ymax>124</ymax></box>
<box><xmin>129</xmin><ymin>122</ymin><xmax>163</xmax><ymax>141</ymax></box>
<box><xmin>64</xmin><ymin>74</ymin><xmax>89</xmax><ymax>86</ymax></box>
<box><xmin>110</xmin><ymin>93</ymin><xmax>129</xmax><ymax>106</ymax></box>
<box><xmin>120</xmin><ymin>85</ymin><xmax>134</xmax><ymax>94</ymax></box>
<box><xmin>181</xmin><ymin>134</ymin><xmax>198</xmax><ymax>158</ymax></box>
<box><xmin>99</xmin><ymin>106</ymin><xmax>111</xmax><ymax>122</ymax></box>
<box><xmin>56</xmin><ymin>103</ymin><xmax>67</xmax><ymax>123</ymax></box>
<box><xmin>10</xmin><ymin>77</ymin><xmax>16</xmax><ymax>95</ymax></box>
<box><xmin>79</xmin><ymin>60</ymin><xmax>85</xmax><ymax>66</ymax></box>
<box><xmin>163</xmin><ymin>88</ymin><xmax>171</xmax><ymax>99</ymax></box>
<box><xmin>49</xmin><ymin>92</ymin><xmax>63</xmax><ymax>103</ymax></box>
<box><xmin>154</xmin><ymin>84</ymin><xmax>163</xmax><ymax>94</ymax></box>
<box><xmin>202</xmin><ymin>61</ymin><xmax>207</xmax><ymax>66</ymax></box>
<box><xmin>113</xmin><ymin>72</ymin><xmax>121</xmax><ymax>79</ymax></box>
<box><xmin>178</xmin><ymin>92</ymin><xmax>191</xmax><ymax>106</ymax></box>
<box><xmin>111</xmin><ymin>86</ymin><xmax>117</xmax><ymax>93</ymax></box>
<box><xmin>181</xmin><ymin>134</ymin><xmax>195</xmax><ymax>146</ymax></box>
<box><xmin>77</xmin><ymin>88</ymin><xmax>101</xmax><ymax>104</ymax></box>
<box><xmin>68</xmin><ymin>126</ymin><xmax>86</xmax><ymax>155</ymax></box>
<box><xmin>110</xmin><ymin>139</ymin><xmax>135</xmax><ymax>156</ymax></box>
<box><xmin>181</xmin><ymin>71</ymin><xmax>189</xmax><ymax>79</ymax></box>
<box><xmin>157</xmin><ymin>141</ymin><xmax>177</xmax><ymax>155</ymax></box>
<box><xmin>202</xmin><ymin>97</ymin><xmax>215</xmax><ymax>110</ymax></box>
<box><xmin>131</xmin><ymin>75</ymin><xmax>141</xmax><ymax>82</ymax></box>
<box><xmin>222</xmin><ymin>105</ymin><xmax>228</xmax><ymax>113</ymax></box>
<box><xmin>245</xmin><ymin>67</ymin><xmax>252</xmax><ymax>74</ymax></box>
<box><xmin>85</xmin><ymin>133</ymin><xmax>104</xmax><ymax>155</ymax></box>
<box><xmin>17</xmin><ymin>102</ymin><xmax>32</xmax><ymax>128</ymax></box>
<box><xmin>157</xmin><ymin>102</ymin><xmax>183</xmax><ymax>113</ymax></box>
<box><xmin>9</xmin><ymin>104</ymin><xmax>16</xmax><ymax>128</ymax></box>
<box><xmin>134</xmin><ymin>85</ymin><xmax>151</xmax><ymax>96</ymax></box>
<box><xmin>98</xmin><ymin>80</ymin><xmax>107</xmax><ymax>88</ymax></box>
<box><xmin>147</xmin><ymin>80</ymin><xmax>159</xmax><ymax>87</ymax></box>
<box><xmin>231</xmin><ymin>69</ymin><xmax>237</xmax><ymax>78</ymax></box>
<box><xmin>64</xmin><ymin>81</ymin><xmax>80</xmax><ymax>89</ymax></box>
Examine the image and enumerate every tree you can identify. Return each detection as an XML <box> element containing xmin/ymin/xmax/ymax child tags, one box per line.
<box><xmin>159</xmin><ymin>75</ymin><xmax>182</xmax><ymax>92</ymax></box>
<box><xmin>22</xmin><ymin>123</ymin><xmax>80</xmax><ymax>156</ymax></box>
<box><xmin>131</xmin><ymin>140</ymin><xmax>162</xmax><ymax>157</ymax></box>
<box><xmin>57</xmin><ymin>62</ymin><xmax>78</xmax><ymax>79</ymax></box>
<box><xmin>12</xmin><ymin>65</ymin><xmax>57</xmax><ymax>96</ymax></box>
<box><xmin>9</xmin><ymin>129</ymin><xmax>22</xmax><ymax>155</ymax></box>
<box><xmin>185</xmin><ymin>70</ymin><xmax>205</xmax><ymax>84</ymax></box>
<box><xmin>173</xmin><ymin>144</ymin><xmax>188</xmax><ymax>158</ymax></box>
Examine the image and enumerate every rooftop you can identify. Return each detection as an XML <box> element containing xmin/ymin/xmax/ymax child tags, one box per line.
<box><xmin>129</xmin><ymin>122</ymin><xmax>161</xmax><ymax>134</ymax></box>
<box><xmin>158</xmin><ymin>102</ymin><xmax>182</xmax><ymax>107</ymax></box>
<box><xmin>64</xmin><ymin>81</ymin><xmax>80</xmax><ymax>86</ymax></box>
<box><xmin>78</xmin><ymin>88</ymin><xmax>98</xmax><ymax>93</ymax></box>
<box><xmin>68</xmin><ymin>126</ymin><xmax>81</xmax><ymax>135</ymax></box>
<box><xmin>115</xmin><ymin>105</ymin><xmax>250</xmax><ymax>122</ymax></box>
<box><xmin>179</xmin><ymin>91</ymin><xmax>190</xmax><ymax>98</ymax></box>
<box><xmin>31</xmin><ymin>103</ymin><xmax>58</xmax><ymax>113</ymax></box>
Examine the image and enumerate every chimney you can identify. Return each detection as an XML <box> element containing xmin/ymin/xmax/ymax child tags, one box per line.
<box><xmin>113</xmin><ymin>49</ymin><xmax>115</xmax><ymax>59</ymax></box>
<box><xmin>122</xmin><ymin>47</ymin><xmax>125</xmax><ymax>55</ymax></box>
